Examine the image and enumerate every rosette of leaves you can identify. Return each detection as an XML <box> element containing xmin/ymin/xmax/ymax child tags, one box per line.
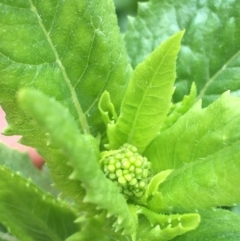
<box><xmin>1</xmin><ymin>0</ymin><xmax>240</xmax><ymax>241</ymax></box>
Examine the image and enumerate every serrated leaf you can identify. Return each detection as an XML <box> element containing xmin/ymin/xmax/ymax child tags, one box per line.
<box><xmin>172</xmin><ymin>209</ymin><xmax>240</xmax><ymax>241</ymax></box>
<box><xmin>0</xmin><ymin>165</ymin><xmax>79</xmax><ymax>241</ymax></box>
<box><xmin>18</xmin><ymin>88</ymin><xmax>137</xmax><ymax>236</ymax></box>
<box><xmin>108</xmin><ymin>31</ymin><xmax>184</xmax><ymax>153</ymax></box>
<box><xmin>136</xmin><ymin>207</ymin><xmax>200</xmax><ymax>241</ymax></box>
<box><xmin>0</xmin><ymin>143</ymin><xmax>56</xmax><ymax>195</ymax></box>
<box><xmin>147</xmin><ymin>140</ymin><xmax>240</xmax><ymax>213</ymax></box>
<box><xmin>125</xmin><ymin>0</ymin><xmax>240</xmax><ymax>106</ymax></box>
<box><xmin>145</xmin><ymin>92</ymin><xmax>240</xmax><ymax>173</ymax></box>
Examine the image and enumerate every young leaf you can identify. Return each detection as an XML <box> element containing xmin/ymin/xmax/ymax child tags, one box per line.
<box><xmin>137</xmin><ymin>207</ymin><xmax>200</xmax><ymax>241</ymax></box>
<box><xmin>147</xmin><ymin>140</ymin><xmax>240</xmax><ymax>213</ymax></box>
<box><xmin>108</xmin><ymin>31</ymin><xmax>184</xmax><ymax>153</ymax></box>
<box><xmin>172</xmin><ymin>209</ymin><xmax>240</xmax><ymax>241</ymax></box>
<box><xmin>145</xmin><ymin>92</ymin><xmax>240</xmax><ymax>173</ymax></box>
<box><xmin>0</xmin><ymin>165</ymin><xmax>79</xmax><ymax>241</ymax></box>
<box><xmin>160</xmin><ymin>82</ymin><xmax>196</xmax><ymax>132</ymax></box>
<box><xmin>125</xmin><ymin>0</ymin><xmax>240</xmax><ymax>105</ymax></box>
<box><xmin>98</xmin><ymin>91</ymin><xmax>117</xmax><ymax>127</ymax></box>
<box><xmin>18</xmin><ymin>88</ymin><xmax>137</xmax><ymax>235</ymax></box>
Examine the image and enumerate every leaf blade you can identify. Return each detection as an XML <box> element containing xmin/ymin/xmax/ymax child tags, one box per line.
<box><xmin>108</xmin><ymin>31</ymin><xmax>184</xmax><ymax>153</ymax></box>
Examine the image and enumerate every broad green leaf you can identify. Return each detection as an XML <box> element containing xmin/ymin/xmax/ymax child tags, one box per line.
<box><xmin>0</xmin><ymin>165</ymin><xmax>79</xmax><ymax>241</ymax></box>
<box><xmin>0</xmin><ymin>0</ymin><xmax>131</xmax><ymax>208</ymax></box>
<box><xmin>0</xmin><ymin>143</ymin><xmax>56</xmax><ymax>195</ymax></box>
<box><xmin>172</xmin><ymin>209</ymin><xmax>240</xmax><ymax>241</ymax></box>
<box><xmin>125</xmin><ymin>0</ymin><xmax>240</xmax><ymax>106</ymax></box>
<box><xmin>147</xmin><ymin>140</ymin><xmax>240</xmax><ymax>213</ymax></box>
<box><xmin>113</xmin><ymin>0</ymin><xmax>138</xmax><ymax>32</ymax></box>
<box><xmin>18</xmin><ymin>88</ymin><xmax>137</xmax><ymax>236</ymax></box>
<box><xmin>0</xmin><ymin>0</ymin><xmax>130</xmax><ymax>137</ymax></box>
<box><xmin>145</xmin><ymin>92</ymin><xmax>240</xmax><ymax>173</ymax></box>
<box><xmin>108</xmin><ymin>31</ymin><xmax>184</xmax><ymax>153</ymax></box>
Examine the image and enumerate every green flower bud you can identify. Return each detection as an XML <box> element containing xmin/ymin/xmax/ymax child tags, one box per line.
<box><xmin>116</xmin><ymin>169</ymin><xmax>123</xmax><ymax>177</ymax></box>
<box><xmin>100</xmin><ymin>143</ymin><xmax>152</xmax><ymax>198</ymax></box>
<box><xmin>107</xmin><ymin>164</ymin><xmax>115</xmax><ymax>172</ymax></box>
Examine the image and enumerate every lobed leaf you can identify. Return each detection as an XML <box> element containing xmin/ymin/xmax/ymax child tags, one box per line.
<box><xmin>108</xmin><ymin>31</ymin><xmax>184</xmax><ymax>153</ymax></box>
<box><xmin>125</xmin><ymin>0</ymin><xmax>240</xmax><ymax>106</ymax></box>
<box><xmin>18</xmin><ymin>88</ymin><xmax>137</xmax><ymax>235</ymax></box>
<box><xmin>172</xmin><ymin>209</ymin><xmax>240</xmax><ymax>241</ymax></box>
<box><xmin>0</xmin><ymin>165</ymin><xmax>79</xmax><ymax>241</ymax></box>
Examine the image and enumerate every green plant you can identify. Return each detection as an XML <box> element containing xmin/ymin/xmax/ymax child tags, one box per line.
<box><xmin>1</xmin><ymin>0</ymin><xmax>240</xmax><ymax>240</ymax></box>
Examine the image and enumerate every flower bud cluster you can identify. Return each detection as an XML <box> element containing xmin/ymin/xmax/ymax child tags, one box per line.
<box><xmin>101</xmin><ymin>143</ymin><xmax>151</xmax><ymax>198</ymax></box>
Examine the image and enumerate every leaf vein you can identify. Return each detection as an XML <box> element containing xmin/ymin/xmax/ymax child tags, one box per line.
<box><xmin>28</xmin><ymin>0</ymin><xmax>90</xmax><ymax>134</ymax></box>
<box><xmin>197</xmin><ymin>49</ymin><xmax>240</xmax><ymax>101</ymax></box>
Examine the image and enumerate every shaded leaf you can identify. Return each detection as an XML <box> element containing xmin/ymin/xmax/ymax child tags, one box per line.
<box><xmin>0</xmin><ymin>143</ymin><xmax>56</xmax><ymax>195</ymax></box>
<box><xmin>125</xmin><ymin>0</ymin><xmax>240</xmax><ymax>106</ymax></box>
